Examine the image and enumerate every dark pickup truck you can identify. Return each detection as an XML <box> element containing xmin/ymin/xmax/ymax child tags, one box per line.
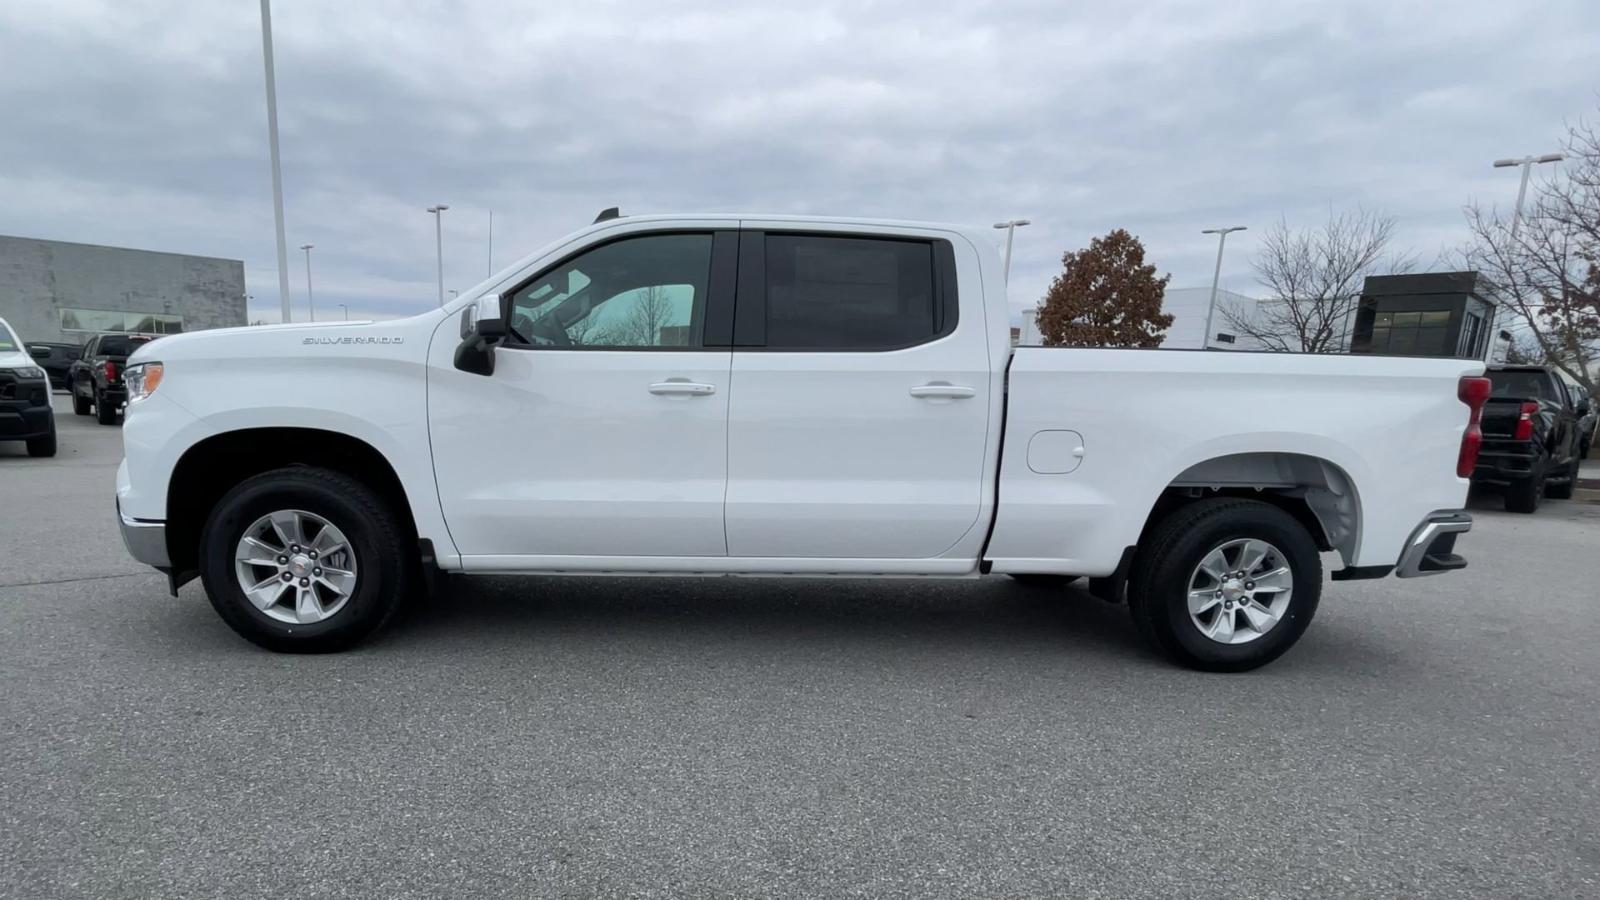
<box><xmin>26</xmin><ymin>341</ymin><xmax>82</xmax><ymax>391</ymax></box>
<box><xmin>69</xmin><ymin>333</ymin><xmax>160</xmax><ymax>425</ymax></box>
<box><xmin>1474</xmin><ymin>365</ymin><xmax>1591</xmax><ymax>512</ymax></box>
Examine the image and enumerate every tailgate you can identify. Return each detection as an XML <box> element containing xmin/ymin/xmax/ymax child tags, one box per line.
<box><xmin>1480</xmin><ymin>397</ymin><xmax>1529</xmax><ymax>438</ymax></box>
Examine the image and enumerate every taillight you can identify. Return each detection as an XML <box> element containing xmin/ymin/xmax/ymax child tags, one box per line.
<box><xmin>1457</xmin><ymin>376</ymin><xmax>1491</xmax><ymax>478</ymax></box>
<box><xmin>103</xmin><ymin>360</ymin><xmax>118</xmax><ymax>381</ymax></box>
<box><xmin>1514</xmin><ymin>401</ymin><xmax>1538</xmax><ymax>441</ymax></box>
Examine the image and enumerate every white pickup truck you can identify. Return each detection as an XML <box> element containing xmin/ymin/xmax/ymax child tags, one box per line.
<box><xmin>117</xmin><ymin>213</ymin><xmax>1489</xmax><ymax>670</ymax></box>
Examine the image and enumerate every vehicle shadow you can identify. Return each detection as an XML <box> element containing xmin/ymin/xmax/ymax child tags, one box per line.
<box><xmin>374</xmin><ymin>574</ymin><xmax>1160</xmax><ymax>665</ymax></box>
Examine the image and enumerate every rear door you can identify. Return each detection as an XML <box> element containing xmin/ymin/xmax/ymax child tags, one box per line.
<box><xmin>723</xmin><ymin>227</ymin><xmax>992</xmax><ymax>559</ymax></box>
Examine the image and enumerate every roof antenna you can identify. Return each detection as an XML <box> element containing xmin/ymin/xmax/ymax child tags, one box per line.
<box><xmin>593</xmin><ymin>207</ymin><xmax>621</xmax><ymax>224</ymax></box>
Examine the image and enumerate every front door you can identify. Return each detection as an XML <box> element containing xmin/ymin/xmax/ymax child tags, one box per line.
<box><xmin>429</xmin><ymin>230</ymin><xmax>736</xmax><ymax>563</ymax></box>
<box><xmin>723</xmin><ymin>228</ymin><xmax>993</xmax><ymax>559</ymax></box>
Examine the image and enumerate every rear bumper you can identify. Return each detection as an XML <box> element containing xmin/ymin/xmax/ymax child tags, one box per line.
<box><xmin>1472</xmin><ymin>443</ymin><xmax>1538</xmax><ymax>484</ymax></box>
<box><xmin>1395</xmin><ymin>511</ymin><xmax>1472</xmax><ymax>578</ymax></box>
<box><xmin>117</xmin><ymin>498</ymin><xmax>170</xmax><ymax>569</ymax></box>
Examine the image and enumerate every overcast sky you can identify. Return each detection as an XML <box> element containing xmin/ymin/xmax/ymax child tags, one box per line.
<box><xmin>2</xmin><ymin>0</ymin><xmax>1597</xmax><ymax>324</ymax></box>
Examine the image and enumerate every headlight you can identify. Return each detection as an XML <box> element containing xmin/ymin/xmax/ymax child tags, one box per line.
<box><xmin>125</xmin><ymin>362</ymin><xmax>164</xmax><ymax>403</ymax></box>
<box><xmin>2</xmin><ymin>366</ymin><xmax>46</xmax><ymax>380</ymax></box>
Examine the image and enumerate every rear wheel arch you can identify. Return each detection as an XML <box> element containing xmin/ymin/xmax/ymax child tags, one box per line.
<box><xmin>1144</xmin><ymin>452</ymin><xmax>1361</xmax><ymax>567</ymax></box>
<box><xmin>165</xmin><ymin>428</ymin><xmax>420</xmax><ymax>581</ymax></box>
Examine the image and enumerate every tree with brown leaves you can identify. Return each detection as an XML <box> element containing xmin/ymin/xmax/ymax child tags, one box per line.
<box><xmin>1035</xmin><ymin>229</ymin><xmax>1173</xmax><ymax>348</ymax></box>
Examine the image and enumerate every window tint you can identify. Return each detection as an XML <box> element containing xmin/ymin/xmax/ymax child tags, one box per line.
<box><xmin>764</xmin><ymin>235</ymin><xmax>939</xmax><ymax>349</ymax></box>
<box><xmin>507</xmin><ymin>233</ymin><xmax>712</xmax><ymax>348</ymax></box>
<box><xmin>96</xmin><ymin>335</ymin><xmax>157</xmax><ymax>357</ymax></box>
<box><xmin>1368</xmin><ymin>308</ymin><xmax>1452</xmax><ymax>356</ymax></box>
<box><xmin>1489</xmin><ymin>370</ymin><xmax>1552</xmax><ymax>400</ymax></box>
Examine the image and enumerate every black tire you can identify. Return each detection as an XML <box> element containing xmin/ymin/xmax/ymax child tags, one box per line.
<box><xmin>198</xmin><ymin>467</ymin><xmax>411</xmax><ymax>653</ymax></box>
<box><xmin>72</xmin><ymin>391</ymin><xmax>91</xmax><ymax>416</ymax></box>
<box><xmin>1505</xmin><ymin>461</ymin><xmax>1545</xmax><ymax>513</ymax></box>
<box><xmin>1127</xmin><ymin>498</ymin><xmax>1322</xmax><ymax>672</ymax></box>
<box><xmin>1544</xmin><ymin>455</ymin><xmax>1578</xmax><ymax>500</ymax></box>
<box><xmin>95</xmin><ymin>391</ymin><xmax>118</xmax><ymax>425</ymax></box>
<box><xmin>26</xmin><ymin>425</ymin><xmax>57</xmax><ymax>458</ymax></box>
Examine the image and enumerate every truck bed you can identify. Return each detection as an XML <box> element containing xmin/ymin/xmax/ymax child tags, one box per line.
<box><xmin>984</xmin><ymin>348</ymin><xmax>1482</xmax><ymax>576</ymax></box>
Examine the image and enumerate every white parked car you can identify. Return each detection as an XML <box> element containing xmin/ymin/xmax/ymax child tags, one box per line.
<box><xmin>116</xmin><ymin>214</ymin><xmax>1487</xmax><ymax>670</ymax></box>
<box><xmin>0</xmin><ymin>316</ymin><xmax>56</xmax><ymax>457</ymax></box>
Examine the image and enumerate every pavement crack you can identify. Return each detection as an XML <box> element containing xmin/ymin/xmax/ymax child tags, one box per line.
<box><xmin>0</xmin><ymin>571</ymin><xmax>156</xmax><ymax>589</ymax></box>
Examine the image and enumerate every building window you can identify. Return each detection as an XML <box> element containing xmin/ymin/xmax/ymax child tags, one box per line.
<box><xmin>1458</xmin><ymin>311</ymin><xmax>1484</xmax><ymax>358</ymax></box>
<box><xmin>60</xmin><ymin>307</ymin><xmax>185</xmax><ymax>335</ymax></box>
<box><xmin>1366</xmin><ymin>309</ymin><xmax>1450</xmax><ymax>356</ymax></box>
<box><xmin>1214</xmin><ymin>332</ymin><xmax>1237</xmax><ymax>344</ymax></box>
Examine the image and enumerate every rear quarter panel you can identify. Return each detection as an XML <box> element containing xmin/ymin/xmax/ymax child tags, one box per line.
<box><xmin>987</xmin><ymin>349</ymin><xmax>1484</xmax><ymax>575</ymax></box>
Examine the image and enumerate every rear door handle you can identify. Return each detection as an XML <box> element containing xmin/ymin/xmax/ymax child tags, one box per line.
<box><xmin>648</xmin><ymin>380</ymin><xmax>717</xmax><ymax>396</ymax></box>
<box><xmin>909</xmin><ymin>383</ymin><xmax>976</xmax><ymax>400</ymax></box>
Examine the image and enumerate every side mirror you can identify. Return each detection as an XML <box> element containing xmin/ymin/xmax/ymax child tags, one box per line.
<box><xmin>1578</xmin><ymin>398</ymin><xmax>1592</xmax><ymax>416</ymax></box>
<box><xmin>28</xmin><ymin>346</ymin><xmax>50</xmax><ymax>359</ymax></box>
<box><xmin>454</xmin><ymin>294</ymin><xmax>507</xmax><ymax>376</ymax></box>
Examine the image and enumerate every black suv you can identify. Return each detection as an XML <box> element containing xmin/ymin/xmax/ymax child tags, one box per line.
<box><xmin>1474</xmin><ymin>365</ymin><xmax>1591</xmax><ymax>512</ymax></box>
<box><xmin>69</xmin><ymin>333</ymin><xmax>160</xmax><ymax>425</ymax></box>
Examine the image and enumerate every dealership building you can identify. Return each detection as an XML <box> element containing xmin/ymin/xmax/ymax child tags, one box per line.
<box><xmin>0</xmin><ymin>235</ymin><xmax>247</xmax><ymax>345</ymax></box>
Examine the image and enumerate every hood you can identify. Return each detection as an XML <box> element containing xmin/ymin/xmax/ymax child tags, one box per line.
<box><xmin>0</xmin><ymin>348</ymin><xmax>39</xmax><ymax>370</ymax></box>
<box><xmin>128</xmin><ymin>315</ymin><xmax>434</xmax><ymax>366</ymax></box>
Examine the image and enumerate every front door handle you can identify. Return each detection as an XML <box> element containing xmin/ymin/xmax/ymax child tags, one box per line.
<box><xmin>909</xmin><ymin>383</ymin><xmax>976</xmax><ymax>400</ymax></box>
<box><xmin>648</xmin><ymin>380</ymin><xmax>717</xmax><ymax>396</ymax></box>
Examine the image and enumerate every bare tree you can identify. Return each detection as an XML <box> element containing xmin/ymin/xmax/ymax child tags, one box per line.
<box><xmin>1223</xmin><ymin>209</ymin><xmax>1409</xmax><ymax>353</ymax></box>
<box><xmin>1463</xmin><ymin>111</ymin><xmax>1600</xmax><ymax>401</ymax></box>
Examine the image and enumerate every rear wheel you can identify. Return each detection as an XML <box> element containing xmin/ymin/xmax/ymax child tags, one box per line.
<box><xmin>1127</xmin><ymin>498</ymin><xmax>1322</xmax><ymax>672</ymax></box>
<box><xmin>95</xmin><ymin>391</ymin><xmax>117</xmax><ymax>425</ymax></box>
<box><xmin>198</xmin><ymin>467</ymin><xmax>410</xmax><ymax>652</ymax></box>
<box><xmin>1505</xmin><ymin>461</ymin><xmax>1545</xmax><ymax>513</ymax></box>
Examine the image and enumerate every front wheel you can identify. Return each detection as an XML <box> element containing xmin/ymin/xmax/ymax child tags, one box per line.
<box><xmin>26</xmin><ymin>423</ymin><xmax>57</xmax><ymax>458</ymax></box>
<box><xmin>1127</xmin><ymin>499</ymin><xmax>1322</xmax><ymax>672</ymax></box>
<box><xmin>198</xmin><ymin>467</ymin><xmax>411</xmax><ymax>652</ymax></box>
<box><xmin>1544</xmin><ymin>455</ymin><xmax>1579</xmax><ymax>500</ymax></box>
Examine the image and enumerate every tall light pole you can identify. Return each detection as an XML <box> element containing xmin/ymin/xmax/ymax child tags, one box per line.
<box><xmin>337</xmin><ymin>303</ymin><xmax>348</xmax><ymax>321</ymax></box>
<box><xmin>1493</xmin><ymin>153</ymin><xmax>1563</xmax><ymax>241</ymax></box>
<box><xmin>1201</xmin><ymin>226</ymin><xmax>1247</xmax><ymax>349</ymax></box>
<box><xmin>487</xmin><ymin>209</ymin><xmax>494</xmax><ymax>276</ymax></box>
<box><xmin>427</xmin><ymin>204</ymin><xmax>449</xmax><ymax>306</ymax></box>
<box><xmin>992</xmin><ymin>219</ymin><xmax>1031</xmax><ymax>284</ymax></box>
<box><xmin>258</xmin><ymin>0</ymin><xmax>292</xmax><ymax>323</ymax></box>
<box><xmin>299</xmin><ymin>243</ymin><xmax>315</xmax><ymax>321</ymax></box>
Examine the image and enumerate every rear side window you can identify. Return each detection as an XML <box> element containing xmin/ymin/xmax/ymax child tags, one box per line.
<box><xmin>762</xmin><ymin>235</ymin><xmax>945</xmax><ymax>350</ymax></box>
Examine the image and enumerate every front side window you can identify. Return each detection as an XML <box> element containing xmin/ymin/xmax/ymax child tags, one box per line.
<box><xmin>764</xmin><ymin>235</ymin><xmax>939</xmax><ymax>350</ymax></box>
<box><xmin>507</xmin><ymin>233</ymin><xmax>712</xmax><ymax>348</ymax></box>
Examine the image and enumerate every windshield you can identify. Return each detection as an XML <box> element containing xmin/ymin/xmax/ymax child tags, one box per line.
<box><xmin>1489</xmin><ymin>370</ymin><xmax>1551</xmax><ymax>400</ymax></box>
<box><xmin>0</xmin><ymin>321</ymin><xmax>18</xmax><ymax>352</ymax></box>
<box><xmin>98</xmin><ymin>335</ymin><xmax>157</xmax><ymax>356</ymax></box>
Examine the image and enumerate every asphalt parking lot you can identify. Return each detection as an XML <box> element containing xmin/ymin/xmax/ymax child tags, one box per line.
<box><xmin>3</xmin><ymin>396</ymin><xmax>1598</xmax><ymax>899</ymax></box>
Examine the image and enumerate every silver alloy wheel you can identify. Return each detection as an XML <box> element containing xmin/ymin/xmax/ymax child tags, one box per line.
<box><xmin>233</xmin><ymin>509</ymin><xmax>358</xmax><ymax>625</ymax></box>
<box><xmin>1186</xmin><ymin>537</ymin><xmax>1293</xmax><ymax>645</ymax></box>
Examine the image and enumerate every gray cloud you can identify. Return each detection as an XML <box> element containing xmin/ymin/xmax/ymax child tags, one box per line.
<box><xmin>1</xmin><ymin>0</ymin><xmax>1595</xmax><ymax>323</ymax></box>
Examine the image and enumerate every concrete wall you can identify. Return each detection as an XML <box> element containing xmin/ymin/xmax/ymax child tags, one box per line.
<box><xmin>0</xmin><ymin>235</ymin><xmax>246</xmax><ymax>345</ymax></box>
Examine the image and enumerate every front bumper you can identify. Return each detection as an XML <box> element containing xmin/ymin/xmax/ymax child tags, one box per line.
<box><xmin>1395</xmin><ymin>511</ymin><xmax>1472</xmax><ymax>578</ymax></box>
<box><xmin>0</xmin><ymin>376</ymin><xmax>54</xmax><ymax>439</ymax></box>
<box><xmin>117</xmin><ymin>498</ymin><xmax>170</xmax><ymax>569</ymax></box>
